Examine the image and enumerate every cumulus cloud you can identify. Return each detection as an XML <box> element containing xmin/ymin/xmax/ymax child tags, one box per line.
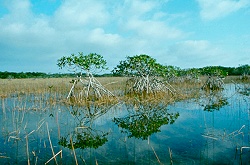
<box><xmin>166</xmin><ymin>40</ymin><xmax>233</xmax><ymax>68</ymax></box>
<box><xmin>1</xmin><ymin>0</ymin><xmax>247</xmax><ymax>72</ymax></box>
<box><xmin>88</xmin><ymin>28</ymin><xmax>122</xmax><ymax>46</ymax></box>
<box><xmin>115</xmin><ymin>0</ymin><xmax>183</xmax><ymax>40</ymax></box>
<box><xmin>197</xmin><ymin>0</ymin><xmax>250</xmax><ymax>20</ymax></box>
<box><xmin>53</xmin><ymin>0</ymin><xmax>110</xmax><ymax>30</ymax></box>
<box><xmin>0</xmin><ymin>0</ymin><xmax>222</xmax><ymax>72</ymax></box>
<box><xmin>125</xmin><ymin>19</ymin><xmax>183</xmax><ymax>40</ymax></box>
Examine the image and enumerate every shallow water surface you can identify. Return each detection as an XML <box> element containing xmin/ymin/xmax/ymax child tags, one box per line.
<box><xmin>0</xmin><ymin>84</ymin><xmax>249</xmax><ymax>164</ymax></box>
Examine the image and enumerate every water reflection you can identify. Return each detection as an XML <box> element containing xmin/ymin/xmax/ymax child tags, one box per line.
<box><xmin>0</xmin><ymin>84</ymin><xmax>249</xmax><ymax>164</ymax></box>
<box><xmin>58</xmin><ymin>128</ymin><xmax>109</xmax><ymax>149</ymax></box>
<box><xmin>58</xmin><ymin>104</ymin><xmax>112</xmax><ymax>150</ymax></box>
<box><xmin>113</xmin><ymin>102</ymin><xmax>179</xmax><ymax>140</ymax></box>
<box><xmin>200</xmin><ymin>90</ymin><xmax>228</xmax><ymax>112</ymax></box>
<box><xmin>236</xmin><ymin>83</ymin><xmax>250</xmax><ymax>96</ymax></box>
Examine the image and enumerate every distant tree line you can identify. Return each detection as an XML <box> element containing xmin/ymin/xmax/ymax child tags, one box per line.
<box><xmin>0</xmin><ymin>64</ymin><xmax>249</xmax><ymax>79</ymax></box>
<box><xmin>0</xmin><ymin>71</ymin><xmax>75</xmax><ymax>79</ymax></box>
<box><xmin>197</xmin><ymin>65</ymin><xmax>249</xmax><ymax>76</ymax></box>
<box><xmin>181</xmin><ymin>65</ymin><xmax>250</xmax><ymax>77</ymax></box>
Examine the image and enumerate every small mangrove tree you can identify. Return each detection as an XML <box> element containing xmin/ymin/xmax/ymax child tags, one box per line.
<box><xmin>57</xmin><ymin>52</ymin><xmax>114</xmax><ymax>101</ymax></box>
<box><xmin>112</xmin><ymin>54</ymin><xmax>176</xmax><ymax>96</ymax></box>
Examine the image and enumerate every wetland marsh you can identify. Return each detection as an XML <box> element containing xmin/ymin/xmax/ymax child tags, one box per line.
<box><xmin>0</xmin><ymin>77</ymin><xmax>249</xmax><ymax>164</ymax></box>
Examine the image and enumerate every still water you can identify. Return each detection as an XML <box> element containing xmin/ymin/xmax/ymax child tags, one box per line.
<box><xmin>0</xmin><ymin>84</ymin><xmax>249</xmax><ymax>164</ymax></box>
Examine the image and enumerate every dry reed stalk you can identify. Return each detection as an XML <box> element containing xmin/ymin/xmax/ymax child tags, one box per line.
<box><xmin>35</xmin><ymin>156</ymin><xmax>38</xmax><ymax>165</ymax></box>
<box><xmin>56</xmin><ymin>111</ymin><xmax>61</xmax><ymax>139</ymax></box>
<box><xmin>24</xmin><ymin>130</ymin><xmax>36</xmax><ymax>165</ymax></box>
<box><xmin>151</xmin><ymin>145</ymin><xmax>163</xmax><ymax>165</ymax></box>
<box><xmin>238</xmin><ymin>125</ymin><xmax>245</xmax><ymax>133</ymax></box>
<box><xmin>45</xmin><ymin>150</ymin><xmax>62</xmax><ymax>165</ymax></box>
<box><xmin>46</xmin><ymin>122</ymin><xmax>58</xmax><ymax>165</ymax></box>
<box><xmin>70</xmin><ymin>135</ymin><xmax>78</xmax><ymax>165</ymax></box>
<box><xmin>25</xmin><ymin>133</ymin><xmax>30</xmax><ymax>165</ymax></box>
<box><xmin>36</xmin><ymin>118</ymin><xmax>45</xmax><ymax>131</ymax></box>
<box><xmin>168</xmin><ymin>147</ymin><xmax>173</xmax><ymax>165</ymax></box>
<box><xmin>228</xmin><ymin>125</ymin><xmax>245</xmax><ymax>137</ymax></box>
<box><xmin>8</xmin><ymin>136</ymin><xmax>20</xmax><ymax>141</ymax></box>
<box><xmin>201</xmin><ymin>134</ymin><xmax>218</xmax><ymax>140</ymax></box>
<box><xmin>20</xmin><ymin>110</ymin><xmax>25</xmax><ymax>124</ymax></box>
<box><xmin>25</xmin><ymin>130</ymin><xmax>35</xmax><ymax>137</ymax></box>
<box><xmin>8</xmin><ymin>130</ymin><xmax>20</xmax><ymax>139</ymax></box>
<box><xmin>0</xmin><ymin>78</ymin><xmax>70</xmax><ymax>97</ymax></box>
<box><xmin>0</xmin><ymin>76</ymin><xmax>208</xmax><ymax>109</ymax></box>
<box><xmin>0</xmin><ymin>156</ymin><xmax>10</xmax><ymax>159</ymax></box>
<box><xmin>240</xmin><ymin>146</ymin><xmax>250</xmax><ymax>153</ymax></box>
<box><xmin>1</xmin><ymin>99</ymin><xmax>6</xmax><ymax>116</ymax></box>
<box><xmin>79</xmin><ymin>156</ymin><xmax>87</xmax><ymax>165</ymax></box>
<box><xmin>11</xmin><ymin>110</ymin><xmax>15</xmax><ymax>131</ymax></box>
<box><xmin>75</xmin><ymin>126</ymin><xmax>88</xmax><ymax>131</ymax></box>
<box><xmin>24</xmin><ymin>121</ymin><xmax>28</xmax><ymax>131</ymax></box>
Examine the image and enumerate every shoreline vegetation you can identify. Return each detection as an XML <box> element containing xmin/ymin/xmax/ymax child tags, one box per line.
<box><xmin>0</xmin><ymin>76</ymin><xmax>249</xmax><ymax>104</ymax></box>
<box><xmin>1</xmin><ymin>55</ymin><xmax>249</xmax><ymax>106</ymax></box>
<box><xmin>0</xmin><ymin>64</ymin><xmax>249</xmax><ymax>164</ymax></box>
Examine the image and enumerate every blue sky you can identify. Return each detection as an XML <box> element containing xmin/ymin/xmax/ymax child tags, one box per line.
<box><xmin>0</xmin><ymin>0</ymin><xmax>249</xmax><ymax>73</ymax></box>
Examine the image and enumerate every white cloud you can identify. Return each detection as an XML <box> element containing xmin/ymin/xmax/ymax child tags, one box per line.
<box><xmin>1</xmin><ymin>0</ymin><xmax>247</xmax><ymax>73</ymax></box>
<box><xmin>125</xmin><ymin>19</ymin><xmax>183</xmax><ymax>40</ymax></box>
<box><xmin>197</xmin><ymin>0</ymin><xmax>250</xmax><ymax>20</ymax></box>
<box><xmin>166</xmin><ymin>40</ymin><xmax>233</xmax><ymax>68</ymax></box>
<box><xmin>4</xmin><ymin>0</ymin><xmax>32</xmax><ymax>17</ymax></box>
<box><xmin>115</xmin><ymin>0</ymin><xmax>184</xmax><ymax>41</ymax></box>
<box><xmin>53</xmin><ymin>0</ymin><xmax>110</xmax><ymax>30</ymax></box>
<box><xmin>124</xmin><ymin>0</ymin><xmax>158</xmax><ymax>17</ymax></box>
<box><xmin>88</xmin><ymin>28</ymin><xmax>122</xmax><ymax>46</ymax></box>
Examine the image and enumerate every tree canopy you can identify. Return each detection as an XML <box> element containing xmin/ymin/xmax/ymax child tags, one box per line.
<box><xmin>112</xmin><ymin>54</ymin><xmax>167</xmax><ymax>77</ymax></box>
<box><xmin>57</xmin><ymin>52</ymin><xmax>108</xmax><ymax>73</ymax></box>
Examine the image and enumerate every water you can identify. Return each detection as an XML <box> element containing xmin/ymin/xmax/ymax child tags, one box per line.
<box><xmin>0</xmin><ymin>84</ymin><xmax>249</xmax><ymax>164</ymax></box>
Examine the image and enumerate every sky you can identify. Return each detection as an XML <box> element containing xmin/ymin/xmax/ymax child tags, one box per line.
<box><xmin>0</xmin><ymin>0</ymin><xmax>250</xmax><ymax>73</ymax></box>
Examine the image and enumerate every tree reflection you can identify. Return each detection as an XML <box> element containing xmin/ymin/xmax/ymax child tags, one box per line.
<box><xmin>58</xmin><ymin>104</ymin><xmax>112</xmax><ymax>149</ymax></box>
<box><xmin>113</xmin><ymin>102</ymin><xmax>179</xmax><ymax>140</ymax></box>
<box><xmin>201</xmin><ymin>90</ymin><xmax>228</xmax><ymax>112</ymax></box>
<box><xmin>236</xmin><ymin>84</ymin><xmax>250</xmax><ymax>96</ymax></box>
<box><xmin>58</xmin><ymin>128</ymin><xmax>109</xmax><ymax>149</ymax></box>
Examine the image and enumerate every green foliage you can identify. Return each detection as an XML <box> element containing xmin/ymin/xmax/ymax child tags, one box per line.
<box><xmin>57</xmin><ymin>52</ymin><xmax>108</xmax><ymax>73</ymax></box>
<box><xmin>112</xmin><ymin>54</ymin><xmax>167</xmax><ymax>77</ymax></box>
<box><xmin>181</xmin><ymin>68</ymin><xmax>200</xmax><ymax>77</ymax></box>
<box><xmin>112</xmin><ymin>54</ymin><xmax>177</xmax><ymax>95</ymax></box>
<box><xmin>237</xmin><ymin>64</ymin><xmax>250</xmax><ymax>76</ymax></box>
<box><xmin>58</xmin><ymin>131</ymin><xmax>109</xmax><ymax>149</ymax></box>
<box><xmin>0</xmin><ymin>64</ymin><xmax>249</xmax><ymax>79</ymax></box>
<box><xmin>201</xmin><ymin>91</ymin><xmax>229</xmax><ymax>112</ymax></box>
<box><xmin>0</xmin><ymin>71</ymin><xmax>47</xmax><ymax>79</ymax></box>
<box><xmin>164</xmin><ymin>65</ymin><xmax>182</xmax><ymax>78</ymax></box>
<box><xmin>204</xmin><ymin>98</ymin><xmax>228</xmax><ymax>112</ymax></box>
<box><xmin>113</xmin><ymin>103</ymin><xmax>179</xmax><ymax>140</ymax></box>
<box><xmin>201</xmin><ymin>66</ymin><xmax>228</xmax><ymax>77</ymax></box>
